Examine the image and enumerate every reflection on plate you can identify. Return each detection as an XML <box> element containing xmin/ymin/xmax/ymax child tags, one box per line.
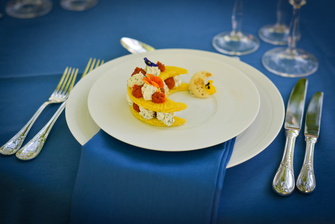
<box><xmin>65</xmin><ymin>49</ymin><xmax>284</xmax><ymax>168</ymax></box>
<box><xmin>87</xmin><ymin>55</ymin><xmax>260</xmax><ymax>152</ymax></box>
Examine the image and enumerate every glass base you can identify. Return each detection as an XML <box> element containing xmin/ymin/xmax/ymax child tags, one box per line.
<box><xmin>262</xmin><ymin>47</ymin><xmax>318</xmax><ymax>77</ymax></box>
<box><xmin>259</xmin><ymin>24</ymin><xmax>301</xmax><ymax>45</ymax></box>
<box><xmin>258</xmin><ymin>24</ymin><xmax>289</xmax><ymax>45</ymax></box>
<box><xmin>212</xmin><ymin>31</ymin><xmax>260</xmax><ymax>56</ymax></box>
<box><xmin>60</xmin><ymin>0</ymin><xmax>98</xmax><ymax>11</ymax></box>
<box><xmin>6</xmin><ymin>0</ymin><xmax>53</xmax><ymax>19</ymax></box>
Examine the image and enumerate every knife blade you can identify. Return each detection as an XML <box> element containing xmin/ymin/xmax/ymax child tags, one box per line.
<box><xmin>296</xmin><ymin>91</ymin><xmax>324</xmax><ymax>193</ymax></box>
<box><xmin>272</xmin><ymin>78</ymin><xmax>308</xmax><ymax>196</ymax></box>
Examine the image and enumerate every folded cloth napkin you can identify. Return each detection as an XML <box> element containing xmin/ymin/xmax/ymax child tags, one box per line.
<box><xmin>70</xmin><ymin>130</ymin><xmax>235</xmax><ymax>224</ymax></box>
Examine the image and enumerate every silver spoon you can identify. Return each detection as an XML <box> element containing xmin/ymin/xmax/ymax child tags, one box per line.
<box><xmin>120</xmin><ymin>37</ymin><xmax>155</xmax><ymax>54</ymax></box>
<box><xmin>120</xmin><ymin>37</ymin><xmax>240</xmax><ymax>61</ymax></box>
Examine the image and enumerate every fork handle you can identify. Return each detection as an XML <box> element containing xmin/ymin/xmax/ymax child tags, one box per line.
<box><xmin>0</xmin><ymin>102</ymin><xmax>51</xmax><ymax>155</ymax></box>
<box><xmin>16</xmin><ymin>101</ymin><xmax>66</xmax><ymax>160</ymax></box>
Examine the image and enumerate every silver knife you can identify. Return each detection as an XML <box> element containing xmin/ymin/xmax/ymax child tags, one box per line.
<box><xmin>272</xmin><ymin>78</ymin><xmax>308</xmax><ymax>196</ymax></box>
<box><xmin>296</xmin><ymin>91</ymin><xmax>324</xmax><ymax>193</ymax></box>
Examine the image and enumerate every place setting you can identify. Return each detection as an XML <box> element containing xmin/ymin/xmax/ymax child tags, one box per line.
<box><xmin>1</xmin><ymin>0</ymin><xmax>317</xmax><ymax>165</ymax></box>
<box><xmin>65</xmin><ymin>47</ymin><xmax>285</xmax><ymax>168</ymax></box>
<box><xmin>66</xmin><ymin>2</ymin><xmax>323</xmax><ymax>222</ymax></box>
<box><xmin>0</xmin><ymin>0</ymin><xmax>329</xmax><ymax>223</ymax></box>
<box><xmin>61</xmin><ymin>31</ymin><xmax>288</xmax><ymax>221</ymax></box>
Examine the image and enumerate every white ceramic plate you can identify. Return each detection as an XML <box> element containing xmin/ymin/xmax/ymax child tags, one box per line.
<box><xmin>87</xmin><ymin>54</ymin><xmax>260</xmax><ymax>152</ymax></box>
<box><xmin>65</xmin><ymin>49</ymin><xmax>284</xmax><ymax>168</ymax></box>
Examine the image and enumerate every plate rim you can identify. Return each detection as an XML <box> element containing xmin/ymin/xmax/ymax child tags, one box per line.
<box><xmin>87</xmin><ymin>53</ymin><xmax>261</xmax><ymax>152</ymax></box>
<box><xmin>65</xmin><ymin>49</ymin><xmax>284</xmax><ymax>168</ymax></box>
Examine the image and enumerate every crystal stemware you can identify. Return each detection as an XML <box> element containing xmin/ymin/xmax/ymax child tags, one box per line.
<box><xmin>60</xmin><ymin>0</ymin><xmax>98</xmax><ymax>11</ymax></box>
<box><xmin>212</xmin><ymin>0</ymin><xmax>259</xmax><ymax>55</ymax></box>
<box><xmin>262</xmin><ymin>0</ymin><xmax>318</xmax><ymax>77</ymax></box>
<box><xmin>6</xmin><ymin>0</ymin><xmax>53</xmax><ymax>19</ymax></box>
<box><xmin>259</xmin><ymin>0</ymin><xmax>293</xmax><ymax>45</ymax></box>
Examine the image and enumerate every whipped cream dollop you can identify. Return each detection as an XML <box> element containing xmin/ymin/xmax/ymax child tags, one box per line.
<box><xmin>127</xmin><ymin>95</ymin><xmax>175</xmax><ymax>126</ymax></box>
<box><xmin>173</xmin><ymin>75</ymin><xmax>182</xmax><ymax>87</ymax></box>
<box><xmin>127</xmin><ymin>73</ymin><xmax>144</xmax><ymax>88</ymax></box>
<box><xmin>141</xmin><ymin>83</ymin><xmax>158</xmax><ymax>101</ymax></box>
<box><xmin>126</xmin><ymin>94</ymin><xmax>133</xmax><ymax>106</ymax></box>
<box><xmin>162</xmin><ymin>82</ymin><xmax>169</xmax><ymax>95</ymax></box>
<box><xmin>139</xmin><ymin>106</ymin><xmax>155</xmax><ymax>120</ymax></box>
<box><xmin>157</xmin><ymin>112</ymin><xmax>175</xmax><ymax>126</ymax></box>
<box><xmin>146</xmin><ymin>65</ymin><xmax>161</xmax><ymax>76</ymax></box>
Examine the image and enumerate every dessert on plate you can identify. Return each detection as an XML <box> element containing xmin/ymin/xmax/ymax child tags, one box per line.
<box><xmin>126</xmin><ymin>58</ymin><xmax>216</xmax><ymax>127</ymax></box>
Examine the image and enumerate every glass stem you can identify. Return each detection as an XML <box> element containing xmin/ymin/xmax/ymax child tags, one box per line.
<box><xmin>231</xmin><ymin>0</ymin><xmax>243</xmax><ymax>35</ymax></box>
<box><xmin>288</xmin><ymin>5</ymin><xmax>301</xmax><ymax>49</ymax></box>
<box><xmin>275</xmin><ymin>0</ymin><xmax>286</xmax><ymax>26</ymax></box>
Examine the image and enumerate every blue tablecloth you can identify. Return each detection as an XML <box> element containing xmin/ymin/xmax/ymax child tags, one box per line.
<box><xmin>1</xmin><ymin>0</ymin><xmax>335</xmax><ymax>223</ymax></box>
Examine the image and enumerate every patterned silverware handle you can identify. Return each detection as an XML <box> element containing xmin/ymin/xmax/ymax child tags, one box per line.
<box><xmin>0</xmin><ymin>102</ymin><xmax>50</xmax><ymax>155</ymax></box>
<box><xmin>296</xmin><ymin>136</ymin><xmax>316</xmax><ymax>193</ymax></box>
<box><xmin>272</xmin><ymin>129</ymin><xmax>299</xmax><ymax>196</ymax></box>
<box><xmin>16</xmin><ymin>102</ymin><xmax>66</xmax><ymax>160</ymax></box>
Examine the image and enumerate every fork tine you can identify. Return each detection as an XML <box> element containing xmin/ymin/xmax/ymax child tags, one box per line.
<box><xmin>95</xmin><ymin>59</ymin><xmax>101</xmax><ymax>68</ymax></box>
<box><xmin>54</xmin><ymin>67</ymin><xmax>69</xmax><ymax>94</ymax></box>
<box><xmin>95</xmin><ymin>59</ymin><xmax>105</xmax><ymax>67</ymax></box>
<box><xmin>63</xmin><ymin>68</ymin><xmax>78</xmax><ymax>97</ymax></box>
<box><xmin>62</xmin><ymin>68</ymin><xmax>76</xmax><ymax>95</ymax></box>
<box><xmin>81</xmin><ymin>58</ymin><xmax>92</xmax><ymax>79</ymax></box>
<box><xmin>89</xmin><ymin>58</ymin><xmax>96</xmax><ymax>73</ymax></box>
<box><xmin>67</xmin><ymin>69</ymin><xmax>78</xmax><ymax>95</ymax></box>
<box><xmin>81</xmin><ymin>58</ymin><xmax>104</xmax><ymax>79</ymax></box>
<box><xmin>58</xmin><ymin>67</ymin><xmax>72</xmax><ymax>95</ymax></box>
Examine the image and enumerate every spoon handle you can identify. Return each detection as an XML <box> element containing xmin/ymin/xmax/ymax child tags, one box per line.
<box><xmin>16</xmin><ymin>102</ymin><xmax>66</xmax><ymax>160</ymax></box>
<box><xmin>272</xmin><ymin>129</ymin><xmax>298</xmax><ymax>196</ymax></box>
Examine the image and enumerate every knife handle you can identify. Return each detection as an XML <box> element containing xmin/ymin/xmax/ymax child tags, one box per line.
<box><xmin>296</xmin><ymin>136</ymin><xmax>317</xmax><ymax>193</ymax></box>
<box><xmin>272</xmin><ymin>129</ymin><xmax>299</xmax><ymax>196</ymax></box>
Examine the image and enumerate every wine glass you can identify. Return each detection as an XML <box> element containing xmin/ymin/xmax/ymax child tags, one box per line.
<box><xmin>212</xmin><ymin>0</ymin><xmax>260</xmax><ymax>55</ymax></box>
<box><xmin>258</xmin><ymin>0</ymin><xmax>292</xmax><ymax>45</ymax></box>
<box><xmin>262</xmin><ymin>0</ymin><xmax>318</xmax><ymax>77</ymax></box>
<box><xmin>6</xmin><ymin>0</ymin><xmax>53</xmax><ymax>19</ymax></box>
<box><xmin>60</xmin><ymin>0</ymin><xmax>98</xmax><ymax>11</ymax></box>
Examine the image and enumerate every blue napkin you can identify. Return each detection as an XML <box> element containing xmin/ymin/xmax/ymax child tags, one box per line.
<box><xmin>70</xmin><ymin>130</ymin><xmax>235</xmax><ymax>224</ymax></box>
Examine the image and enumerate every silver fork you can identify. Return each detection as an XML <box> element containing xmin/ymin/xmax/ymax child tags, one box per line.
<box><xmin>16</xmin><ymin>58</ymin><xmax>104</xmax><ymax>160</ymax></box>
<box><xmin>83</xmin><ymin>58</ymin><xmax>104</xmax><ymax>76</ymax></box>
<box><xmin>0</xmin><ymin>67</ymin><xmax>78</xmax><ymax>155</ymax></box>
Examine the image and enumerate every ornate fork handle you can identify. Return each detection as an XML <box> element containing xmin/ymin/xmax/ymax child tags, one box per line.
<box><xmin>0</xmin><ymin>102</ymin><xmax>51</xmax><ymax>155</ymax></box>
<box><xmin>16</xmin><ymin>101</ymin><xmax>66</xmax><ymax>160</ymax></box>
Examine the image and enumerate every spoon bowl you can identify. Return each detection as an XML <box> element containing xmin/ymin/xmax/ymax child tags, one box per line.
<box><xmin>120</xmin><ymin>37</ymin><xmax>155</xmax><ymax>54</ymax></box>
<box><xmin>120</xmin><ymin>37</ymin><xmax>240</xmax><ymax>61</ymax></box>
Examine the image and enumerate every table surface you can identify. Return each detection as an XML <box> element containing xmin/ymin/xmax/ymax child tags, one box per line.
<box><xmin>1</xmin><ymin>0</ymin><xmax>335</xmax><ymax>223</ymax></box>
